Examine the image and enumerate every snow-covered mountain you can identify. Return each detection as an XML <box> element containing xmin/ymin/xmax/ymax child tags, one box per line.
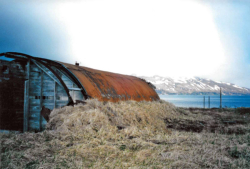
<box><xmin>139</xmin><ymin>75</ymin><xmax>250</xmax><ymax>95</ymax></box>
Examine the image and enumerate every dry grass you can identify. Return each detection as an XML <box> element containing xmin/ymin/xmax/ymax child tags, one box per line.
<box><xmin>1</xmin><ymin>99</ymin><xmax>250</xmax><ymax>168</ymax></box>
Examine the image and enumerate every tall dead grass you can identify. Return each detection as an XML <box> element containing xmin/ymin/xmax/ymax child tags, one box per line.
<box><xmin>1</xmin><ymin>99</ymin><xmax>250</xmax><ymax>168</ymax></box>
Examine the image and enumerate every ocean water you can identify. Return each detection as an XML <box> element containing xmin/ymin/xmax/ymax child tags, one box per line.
<box><xmin>159</xmin><ymin>95</ymin><xmax>250</xmax><ymax>108</ymax></box>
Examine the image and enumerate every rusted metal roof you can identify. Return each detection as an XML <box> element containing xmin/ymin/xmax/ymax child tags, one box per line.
<box><xmin>60</xmin><ymin>62</ymin><xmax>160</xmax><ymax>102</ymax></box>
<box><xmin>1</xmin><ymin>52</ymin><xmax>160</xmax><ymax>102</ymax></box>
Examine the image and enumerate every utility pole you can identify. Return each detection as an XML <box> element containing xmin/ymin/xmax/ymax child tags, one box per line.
<box><xmin>203</xmin><ymin>96</ymin><xmax>205</xmax><ymax>109</ymax></box>
<box><xmin>220</xmin><ymin>87</ymin><xmax>222</xmax><ymax>109</ymax></box>
<box><xmin>208</xmin><ymin>96</ymin><xmax>210</xmax><ymax>108</ymax></box>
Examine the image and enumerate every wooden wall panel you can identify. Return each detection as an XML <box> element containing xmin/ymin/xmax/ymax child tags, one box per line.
<box><xmin>1</xmin><ymin>57</ymin><xmax>84</xmax><ymax>132</ymax></box>
<box><xmin>0</xmin><ymin>59</ymin><xmax>26</xmax><ymax>131</ymax></box>
<box><xmin>28</xmin><ymin>63</ymin><xmax>59</xmax><ymax>131</ymax></box>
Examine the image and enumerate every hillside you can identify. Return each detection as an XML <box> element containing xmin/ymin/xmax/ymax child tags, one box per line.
<box><xmin>139</xmin><ymin>75</ymin><xmax>250</xmax><ymax>95</ymax></box>
<box><xmin>1</xmin><ymin>99</ymin><xmax>250</xmax><ymax>168</ymax></box>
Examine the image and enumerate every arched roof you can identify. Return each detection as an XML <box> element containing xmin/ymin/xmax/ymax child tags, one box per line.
<box><xmin>0</xmin><ymin>52</ymin><xmax>160</xmax><ymax>102</ymax></box>
<box><xmin>60</xmin><ymin>62</ymin><xmax>160</xmax><ymax>102</ymax></box>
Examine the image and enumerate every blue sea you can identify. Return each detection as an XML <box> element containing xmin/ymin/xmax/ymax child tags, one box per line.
<box><xmin>160</xmin><ymin>95</ymin><xmax>250</xmax><ymax>108</ymax></box>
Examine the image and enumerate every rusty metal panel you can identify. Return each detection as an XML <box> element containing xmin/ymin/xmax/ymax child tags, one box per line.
<box><xmin>1</xmin><ymin>52</ymin><xmax>159</xmax><ymax>103</ymax></box>
<box><xmin>60</xmin><ymin>62</ymin><xmax>160</xmax><ymax>102</ymax></box>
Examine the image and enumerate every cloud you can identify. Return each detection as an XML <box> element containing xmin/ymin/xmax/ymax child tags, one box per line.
<box><xmin>1</xmin><ymin>0</ymin><xmax>249</xmax><ymax>88</ymax></box>
<box><xmin>54</xmin><ymin>0</ymin><xmax>226</xmax><ymax>77</ymax></box>
<box><xmin>208</xmin><ymin>1</ymin><xmax>250</xmax><ymax>88</ymax></box>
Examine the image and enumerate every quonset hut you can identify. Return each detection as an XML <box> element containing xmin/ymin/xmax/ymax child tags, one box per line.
<box><xmin>0</xmin><ymin>52</ymin><xmax>159</xmax><ymax>132</ymax></box>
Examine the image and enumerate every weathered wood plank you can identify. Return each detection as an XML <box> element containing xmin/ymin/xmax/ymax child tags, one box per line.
<box><xmin>42</xmin><ymin>79</ymin><xmax>54</xmax><ymax>83</ymax></box>
<box><xmin>56</xmin><ymin>90</ymin><xmax>67</xmax><ymax>96</ymax></box>
<box><xmin>54</xmin><ymin>81</ymin><xmax>56</xmax><ymax>109</ymax></box>
<box><xmin>56</xmin><ymin>96</ymin><xmax>68</xmax><ymax>101</ymax></box>
<box><xmin>29</xmin><ymin>111</ymin><xmax>40</xmax><ymax>119</ymax></box>
<box><xmin>41</xmin><ymin>118</ymin><xmax>47</xmax><ymax>130</ymax></box>
<box><xmin>30</xmin><ymin>66</ymin><xmax>40</xmax><ymax>72</ymax></box>
<box><xmin>73</xmin><ymin>83</ymin><xmax>78</xmax><ymax>88</ymax></box>
<box><xmin>69</xmin><ymin>88</ymin><xmax>82</xmax><ymax>91</ymax></box>
<box><xmin>28</xmin><ymin>121</ymin><xmax>40</xmax><ymax>131</ymax></box>
<box><xmin>42</xmin><ymin>102</ymin><xmax>55</xmax><ymax>106</ymax></box>
<box><xmin>41</xmin><ymin>92</ymin><xmax>54</xmax><ymax>96</ymax></box>
<box><xmin>69</xmin><ymin>91</ymin><xmax>74</xmax><ymax>101</ymax></box>
<box><xmin>31</xmin><ymin>60</ymin><xmax>62</xmax><ymax>87</ymax></box>
<box><xmin>43</xmin><ymin>99</ymin><xmax>54</xmax><ymax>103</ymax></box>
<box><xmin>30</xmin><ymin>81</ymin><xmax>42</xmax><ymax>86</ymax></box>
<box><xmin>56</xmin><ymin>91</ymin><xmax>67</xmax><ymax>95</ymax></box>
<box><xmin>55</xmin><ymin>104</ymin><xmax>67</xmax><ymax>108</ymax></box>
<box><xmin>42</xmin><ymin>83</ymin><xmax>55</xmax><ymax>88</ymax></box>
<box><xmin>56</xmin><ymin>85</ymin><xmax>65</xmax><ymax>91</ymax></box>
<box><xmin>64</xmin><ymin>80</ymin><xmax>73</xmax><ymax>87</ymax></box>
<box><xmin>27</xmin><ymin>76</ymin><xmax>40</xmax><ymax>80</ymax></box>
<box><xmin>23</xmin><ymin>59</ymin><xmax>30</xmax><ymax>132</ymax></box>
<box><xmin>29</xmin><ymin>91</ymin><xmax>41</xmax><ymax>96</ymax></box>
<box><xmin>29</xmin><ymin>78</ymin><xmax>42</xmax><ymax>83</ymax></box>
<box><xmin>29</xmin><ymin>99</ymin><xmax>40</xmax><ymax>105</ymax></box>
<box><xmin>23</xmin><ymin>80</ymin><xmax>29</xmax><ymax>132</ymax></box>
<box><xmin>43</xmin><ymin>74</ymin><xmax>53</xmax><ymax>80</ymax></box>
<box><xmin>30</xmin><ymin>72</ymin><xmax>41</xmax><ymax>78</ymax></box>
<box><xmin>74</xmin><ymin>91</ymin><xmax>84</xmax><ymax>101</ymax></box>
<box><xmin>40</xmin><ymin>71</ymin><xmax>43</xmax><ymax>131</ymax></box>
<box><xmin>29</xmin><ymin>85</ymin><xmax>42</xmax><ymax>92</ymax></box>
<box><xmin>62</xmin><ymin>76</ymin><xmax>70</xmax><ymax>81</ymax></box>
<box><xmin>56</xmin><ymin>100</ymin><xmax>69</xmax><ymax>104</ymax></box>
<box><xmin>29</xmin><ymin>105</ymin><xmax>40</xmax><ymax>111</ymax></box>
<box><xmin>43</xmin><ymin>104</ymin><xmax>54</xmax><ymax>110</ymax></box>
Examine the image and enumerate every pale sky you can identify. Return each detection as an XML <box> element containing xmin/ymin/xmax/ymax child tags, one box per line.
<box><xmin>0</xmin><ymin>0</ymin><xmax>250</xmax><ymax>88</ymax></box>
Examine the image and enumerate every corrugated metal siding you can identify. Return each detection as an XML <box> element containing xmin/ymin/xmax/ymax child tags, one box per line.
<box><xmin>60</xmin><ymin>62</ymin><xmax>160</xmax><ymax>102</ymax></box>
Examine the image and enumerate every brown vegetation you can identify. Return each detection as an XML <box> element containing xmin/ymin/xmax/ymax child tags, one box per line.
<box><xmin>1</xmin><ymin>99</ymin><xmax>250</xmax><ymax>168</ymax></box>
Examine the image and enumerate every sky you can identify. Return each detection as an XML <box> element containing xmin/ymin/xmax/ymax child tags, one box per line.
<box><xmin>0</xmin><ymin>0</ymin><xmax>249</xmax><ymax>88</ymax></box>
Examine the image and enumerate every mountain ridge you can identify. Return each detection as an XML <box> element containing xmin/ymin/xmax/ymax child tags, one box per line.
<box><xmin>138</xmin><ymin>75</ymin><xmax>250</xmax><ymax>95</ymax></box>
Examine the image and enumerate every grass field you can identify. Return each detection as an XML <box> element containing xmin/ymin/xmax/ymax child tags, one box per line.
<box><xmin>1</xmin><ymin>99</ymin><xmax>250</xmax><ymax>168</ymax></box>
